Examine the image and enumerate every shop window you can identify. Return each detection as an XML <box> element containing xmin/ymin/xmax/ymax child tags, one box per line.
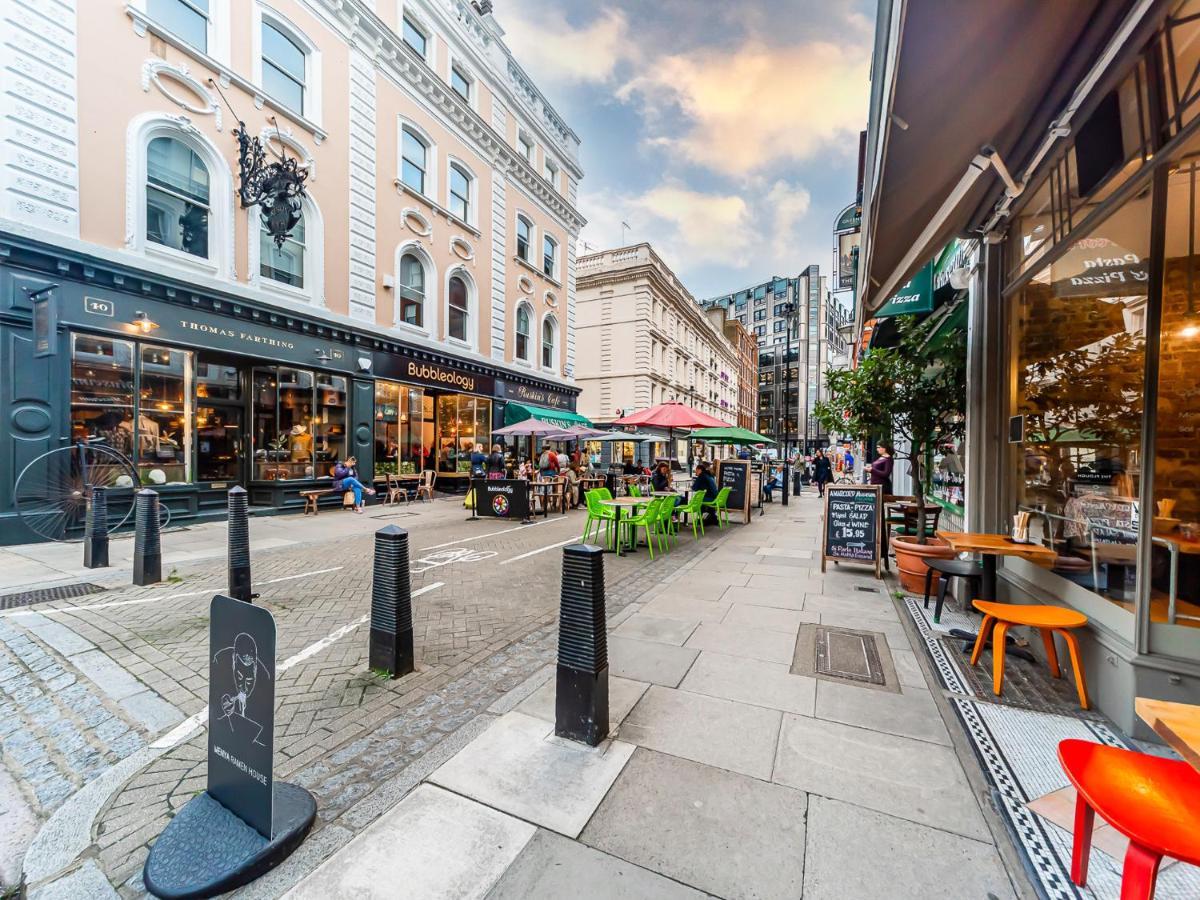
<box><xmin>260</xmin><ymin>212</ymin><xmax>305</xmax><ymax>288</ymax></box>
<box><xmin>515</xmin><ymin>303</ymin><xmax>532</xmax><ymax>362</ymax></box>
<box><xmin>195</xmin><ymin>357</ymin><xmax>240</xmax><ymax>401</ymax></box>
<box><xmin>374</xmin><ymin>381</ymin><xmax>433</xmax><ymax>477</ymax></box>
<box><xmin>398</xmin><ymin>252</ymin><xmax>425</xmax><ymax>327</ymax></box>
<box><xmin>315</xmin><ymin>374</ymin><xmax>348</xmax><ymax>474</ymax></box>
<box><xmin>436</xmin><ymin>395</ymin><xmax>491</xmax><ymax>474</ymax></box>
<box><xmin>253</xmin><ymin>366</ymin><xmax>343</xmax><ymax>481</ymax></box>
<box><xmin>447</xmin><ymin>274</ymin><xmax>469</xmax><ymax>342</ymax></box>
<box><xmin>1010</xmin><ymin>186</ymin><xmax>1151</xmax><ymax>638</ymax></box>
<box><xmin>70</xmin><ymin>334</ymin><xmax>135</xmax><ymax>455</ymax></box>
<box><xmin>138</xmin><ymin>345</ymin><xmax>191</xmax><ymax>484</ymax></box>
<box><xmin>196</xmin><ymin>405</ymin><xmax>241</xmax><ymax>482</ymax></box>
<box><xmin>146</xmin><ymin>136</ymin><xmax>210</xmax><ymax>259</ymax></box>
<box><xmin>149</xmin><ymin>0</ymin><xmax>209</xmax><ymax>52</ymax></box>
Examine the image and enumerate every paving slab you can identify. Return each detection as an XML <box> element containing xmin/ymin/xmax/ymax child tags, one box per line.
<box><xmin>669</xmin><ymin>570</ymin><xmax>750</xmax><ymax>588</ymax></box>
<box><xmin>608</xmin><ymin>636</ymin><xmax>698</xmax><ymax>688</ymax></box>
<box><xmin>680</xmin><ymin>651</ymin><xmax>816</xmax><ymax>716</ymax></box>
<box><xmin>721</xmin><ymin>584</ymin><xmax>808</xmax><ymax>611</ymax></box>
<box><xmin>581</xmin><ymin>748</ymin><xmax>806</xmax><ymax>900</ymax></box>
<box><xmin>119</xmin><ymin>690</ymin><xmax>184</xmax><ymax>734</ymax></box>
<box><xmin>802</xmin><ymin>796</ymin><xmax>1014</xmax><ymax>899</ymax></box>
<box><xmin>741</xmin><ymin>561</ymin><xmax>816</xmax><ymax>576</ymax></box>
<box><xmin>803</xmin><ymin>593</ymin><xmax>900</xmax><ymax>622</ymax></box>
<box><xmin>487</xmin><ymin>828</ymin><xmax>706</xmax><ymax>899</ymax></box>
<box><xmin>772</xmin><ymin>714</ymin><xmax>989</xmax><ymax>840</ymax></box>
<box><xmin>745</xmin><ymin>573</ymin><xmax>800</xmax><ymax>591</ymax></box>
<box><xmin>638</xmin><ymin>593</ymin><xmax>730</xmax><ymax>624</ymax></box>
<box><xmin>28</xmin><ymin>860</ymin><xmax>119</xmax><ymax>900</ymax></box>
<box><xmin>817</xmin><ymin>613</ymin><xmax>909</xmax><ymax>650</ymax></box>
<box><xmin>814</xmin><ymin>680</ymin><xmax>950</xmax><ymax>745</ymax></box>
<box><xmin>722</xmin><ymin>602</ymin><xmax>815</xmax><ymax>633</ymax></box>
<box><xmin>428</xmin><ymin>712</ymin><xmax>635</xmax><ymax>838</ymax></box>
<box><xmin>17</xmin><ymin>614</ymin><xmax>95</xmax><ymax>657</ymax></box>
<box><xmin>889</xmin><ymin>647</ymin><xmax>932</xmax><ymax>690</ymax></box>
<box><xmin>285</xmin><ymin>784</ymin><xmax>534</xmax><ymax>899</ymax></box>
<box><xmin>68</xmin><ymin>650</ymin><xmax>145</xmax><ymax>701</ymax></box>
<box><xmin>684</xmin><ymin>622</ymin><xmax>797</xmax><ymax>665</ymax></box>
<box><xmin>621</xmin><ymin>685</ymin><xmax>781</xmax><ymax>780</ymax></box>
<box><xmin>517</xmin><ymin>676</ymin><xmax>649</xmax><ymax>729</ymax></box>
<box><xmin>756</xmin><ymin>547</ymin><xmax>813</xmax><ymax>559</ymax></box>
<box><xmin>613</xmin><ymin>613</ymin><xmax>699</xmax><ymax>646</ymax></box>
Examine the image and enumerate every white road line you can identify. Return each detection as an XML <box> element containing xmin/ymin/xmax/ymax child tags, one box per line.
<box><xmin>499</xmin><ymin>537</ymin><xmax>580</xmax><ymax>565</ymax></box>
<box><xmin>0</xmin><ymin>567</ymin><xmax>345</xmax><ymax>618</ymax></box>
<box><xmin>154</xmin><ymin>580</ymin><xmax>445</xmax><ymax>751</ymax></box>
<box><xmin>418</xmin><ymin>518</ymin><xmax>548</xmax><ymax>552</ymax></box>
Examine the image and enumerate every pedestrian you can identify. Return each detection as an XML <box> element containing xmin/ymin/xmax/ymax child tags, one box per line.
<box><xmin>844</xmin><ymin>445</ymin><xmax>855</xmax><ymax>476</ymax></box>
<box><xmin>762</xmin><ymin>465</ymin><xmax>782</xmax><ymax>502</ymax></box>
<box><xmin>469</xmin><ymin>442</ymin><xmax>487</xmax><ymax>479</ymax></box>
<box><xmin>556</xmin><ymin>447</ymin><xmax>570</xmax><ymax>471</ymax></box>
<box><xmin>518</xmin><ymin>457</ymin><xmax>532</xmax><ymax>480</ymax></box>
<box><xmin>813</xmin><ymin>448</ymin><xmax>833</xmax><ymax>497</ymax></box>
<box><xmin>486</xmin><ymin>443</ymin><xmax>506</xmax><ymax>479</ymax></box>
<box><xmin>332</xmin><ymin>456</ymin><xmax>375</xmax><ymax>514</ymax></box>
<box><xmin>563</xmin><ymin>462</ymin><xmax>582</xmax><ymax>508</ymax></box>
<box><xmin>692</xmin><ymin>460</ymin><xmax>719</xmax><ymax>526</ymax></box>
<box><xmin>737</xmin><ymin>446</ymin><xmax>751</xmax><ymax>460</ymax></box>
<box><xmin>538</xmin><ymin>445</ymin><xmax>558</xmax><ymax>479</ymax></box>
<box><xmin>870</xmin><ymin>444</ymin><xmax>895</xmax><ymax>496</ymax></box>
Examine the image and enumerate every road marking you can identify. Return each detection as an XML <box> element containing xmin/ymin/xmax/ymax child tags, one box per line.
<box><xmin>417</xmin><ymin>518</ymin><xmax>548</xmax><ymax>552</ymax></box>
<box><xmin>500</xmin><ymin>536</ymin><xmax>580</xmax><ymax>565</ymax></box>
<box><xmin>155</xmin><ymin>580</ymin><xmax>445</xmax><ymax>751</ymax></box>
<box><xmin>0</xmin><ymin>567</ymin><xmax>345</xmax><ymax>618</ymax></box>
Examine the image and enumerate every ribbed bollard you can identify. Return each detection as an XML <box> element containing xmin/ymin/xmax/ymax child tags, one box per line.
<box><xmin>227</xmin><ymin>486</ymin><xmax>255</xmax><ymax>602</ymax></box>
<box><xmin>132</xmin><ymin>488</ymin><xmax>161</xmax><ymax>586</ymax></box>
<box><xmin>83</xmin><ymin>486</ymin><xmax>109</xmax><ymax>568</ymax></box>
<box><xmin>369</xmin><ymin>525</ymin><xmax>414</xmax><ymax>678</ymax></box>
<box><xmin>554</xmin><ymin>544</ymin><xmax>609</xmax><ymax>746</ymax></box>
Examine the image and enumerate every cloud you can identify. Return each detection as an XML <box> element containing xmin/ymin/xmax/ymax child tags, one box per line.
<box><xmin>620</xmin><ymin>39</ymin><xmax>869</xmax><ymax>174</ymax></box>
<box><xmin>765</xmin><ymin>180</ymin><xmax>812</xmax><ymax>257</ymax></box>
<box><xmin>498</xmin><ymin>8</ymin><xmax>631</xmax><ymax>86</ymax></box>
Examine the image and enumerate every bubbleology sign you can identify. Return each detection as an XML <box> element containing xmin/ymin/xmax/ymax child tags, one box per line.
<box><xmin>822</xmin><ymin>485</ymin><xmax>882</xmax><ymax>577</ymax></box>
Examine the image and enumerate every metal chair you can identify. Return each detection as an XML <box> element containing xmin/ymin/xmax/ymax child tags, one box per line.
<box><xmin>416</xmin><ymin>469</ymin><xmax>437</xmax><ymax>502</ymax></box>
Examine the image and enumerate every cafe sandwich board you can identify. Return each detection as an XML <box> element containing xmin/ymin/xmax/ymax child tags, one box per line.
<box><xmin>716</xmin><ymin>459</ymin><xmax>752</xmax><ymax>524</ymax></box>
<box><xmin>820</xmin><ymin>484</ymin><xmax>882</xmax><ymax>578</ymax></box>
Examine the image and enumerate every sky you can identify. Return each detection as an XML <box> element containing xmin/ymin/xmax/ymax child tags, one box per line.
<box><xmin>497</xmin><ymin>0</ymin><xmax>875</xmax><ymax>298</ymax></box>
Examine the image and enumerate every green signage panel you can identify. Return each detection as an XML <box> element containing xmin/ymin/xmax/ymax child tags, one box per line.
<box><xmin>875</xmin><ymin>262</ymin><xmax>934</xmax><ymax>318</ymax></box>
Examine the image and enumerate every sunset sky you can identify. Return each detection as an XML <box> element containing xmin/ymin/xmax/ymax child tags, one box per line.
<box><xmin>499</xmin><ymin>0</ymin><xmax>874</xmax><ymax>297</ymax></box>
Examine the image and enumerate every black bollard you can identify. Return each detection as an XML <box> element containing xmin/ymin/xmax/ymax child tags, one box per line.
<box><xmin>83</xmin><ymin>486</ymin><xmax>109</xmax><ymax>568</ymax></box>
<box><xmin>227</xmin><ymin>486</ymin><xmax>256</xmax><ymax>602</ymax></box>
<box><xmin>369</xmin><ymin>525</ymin><xmax>414</xmax><ymax>678</ymax></box>
<box><xmin>132</xmin><ymin>488</ymin><xmax>162</xmax><ymax>586</ymax></box>
<box><xmin>554</xmin><ymin>543</ymin><xmax>609</xmax><ymax>746</ymax></box>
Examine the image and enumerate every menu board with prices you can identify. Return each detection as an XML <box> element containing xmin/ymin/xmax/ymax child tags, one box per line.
<box><xmin>821</xmin><ymin>484</ymin><xmax>882</xmax><ymax>578</ymax></box>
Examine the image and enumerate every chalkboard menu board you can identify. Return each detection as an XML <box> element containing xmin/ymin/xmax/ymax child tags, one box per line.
<box><xmin>717</xmin><ymin>460</ymin><xmax>751</xmax><ymax>524</ymax></box>
<box><xmin>821</xmin><ymin>484</ymin><xmax>882</xmax><ymax>577</ymax></box>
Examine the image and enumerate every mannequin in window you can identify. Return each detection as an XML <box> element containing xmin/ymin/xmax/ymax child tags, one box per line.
<box><xmin>289</xmin><ymin>424</ymin><xmax>313</xmax><ymax>461</ymax></box>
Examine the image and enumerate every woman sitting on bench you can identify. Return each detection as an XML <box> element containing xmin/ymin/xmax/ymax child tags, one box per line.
<box><xmin>332</xmin><ymin>456</ymin><xmax>375</xmax><ymax>514</ymax></box>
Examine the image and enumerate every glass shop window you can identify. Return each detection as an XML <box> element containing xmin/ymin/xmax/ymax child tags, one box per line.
<box><xmin>137</xmin><ymin>345</ymin><xmax>192</xmax><ymax>484</ymax></box>
<box><xmin>435</xmin><ymin>395</ymin><xmax>491</xmax><ymax>474</ymax></box>
<box><xmin>70</xmin><ymin>334</ymin><xmax>135</xmax><ymax>455</ymax></box>
<box><xmin>253</xmin><ymin>367</ymin><xmax>330</xmax><ymax>480</ymax></box>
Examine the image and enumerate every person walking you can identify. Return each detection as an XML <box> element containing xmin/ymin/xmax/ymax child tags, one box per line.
<box><xmin>332</xmin><ymin>456</ymin><xmax>375</xmax><ymax>514</ymax></box>
<box><xmin>469</xmin><ymin>443</ymin><xmax>487</xmax><ymax>479</ymax></box>
<box><xmin>870</xmin><ymin>444</ymin><xmax>895</xmax><ymax>496</ymax></box>
<box><xmin>486</xmin><ymin>443</ymin><xmax>506</xmax><ymax>479</ymax></box>
<box><xmin>813</xmin><ymin>448</ymin><xmax>833</xmax><ymax>497</ymax></box>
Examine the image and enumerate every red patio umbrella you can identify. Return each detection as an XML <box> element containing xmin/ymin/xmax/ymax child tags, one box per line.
<box><xmin>612</xmin><ymin>402</ymin><xmax>727</xmax><ymax>429</ymax></box>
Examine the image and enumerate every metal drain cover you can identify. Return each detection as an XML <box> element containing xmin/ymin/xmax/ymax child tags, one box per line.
<box><xmin>816</xmin><ymin>627</ymin><xmax>886</xmax><ymax>685</ymax></box>
<box><xmin>0</xmin><ymin>582</ymin><xmax>106</xmax><ymax>611</ymax></box>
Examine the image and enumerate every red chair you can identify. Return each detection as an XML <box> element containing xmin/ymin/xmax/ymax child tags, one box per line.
<box><xmin>1058</xmin><ymin>739</ymin><xmax>1200</xmax><ymax>899</ymax></box>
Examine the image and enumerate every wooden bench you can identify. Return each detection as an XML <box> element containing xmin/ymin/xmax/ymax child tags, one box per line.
<box><xmin>300</xmin><ymin>489</ymin><xmax>334</xmax><ymax>515</ymax></box>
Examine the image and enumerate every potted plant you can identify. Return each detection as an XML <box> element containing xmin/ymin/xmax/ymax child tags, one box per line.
<box><xmin>815</xmin><ymin>314</ymin><xmax>967</xmax><ymax>592</ymax></box>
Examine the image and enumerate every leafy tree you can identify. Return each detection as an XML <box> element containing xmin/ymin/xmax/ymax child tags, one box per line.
<box><xmin>814</xmin><ymin>315</ymin><xmax>966</xmax><ymax>543</ymax></box>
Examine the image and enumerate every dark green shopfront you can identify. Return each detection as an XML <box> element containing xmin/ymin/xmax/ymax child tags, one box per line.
<box><xmin>0</xmin><ymin>236</ymin><xmax>577</xmax><ymax>544</ymax></box>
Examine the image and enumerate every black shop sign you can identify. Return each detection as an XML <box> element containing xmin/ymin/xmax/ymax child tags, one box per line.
<box><xmin>496</xmin><ymin>379</ymin><xmax>576</xmax><ymax>411</ymax></box>
<box><xmin>821</xmin><ymin>485</ymin><xmax>882</xmax><ymax>578</ymax></box>
<box><xmin>716</xmin><ymin>459</ymin><xmax>751</xmax><ymax>524</ymax></box>
<box><xmin>470</xmin><ymin>478</ymin><xmax>529</xmax><ymax>519</ymax></box>
<box><xmin>208</xmin><ymin>594</ymin><xmax>276</xmax><ymax>838</ymax></box>
<box><xmin>374</xmin><ymin>348</ymin><xmax>495</xmax><ymax>396</ymax></box>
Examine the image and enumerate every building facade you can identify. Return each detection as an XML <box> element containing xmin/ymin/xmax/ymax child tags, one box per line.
<box><xmin>0</xmin><ymin>0</ymin><xmax>585</xmax><ymax>539</ymax></box>
<box><xmin>575</xmin><ymin>244</ymin><xmax>740</xmax><ymax>430</ymax></box>
<box><xmin>718</xmin><ymin>315</ymin><xmax>758</xmax><ymax>431</ymax></box>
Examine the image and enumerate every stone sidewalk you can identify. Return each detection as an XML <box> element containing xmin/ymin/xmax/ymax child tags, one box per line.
<box><xmin>287</xmin><ymin>504</ymin><xmax>1032</xmax><ymax>899</ymax></box>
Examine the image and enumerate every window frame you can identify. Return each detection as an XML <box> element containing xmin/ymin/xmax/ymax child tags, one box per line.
<box><xmin>447</xmin><ymin>159</ymin><xmax>474</xmax><ymax>226</ymax></box>
<box><xmin>400</xmin><ymin>123</ymin><xmax>431</xmax><ymax>197</ymax></box>
<box><xmin>446</xmin><ymin>270</ymin><xmax>474</xmax><ymax>347</ymax></box>
<box><xmin>516</xmin><ymin>213</ymin><xmax>534</xmax><ymax>263</ymax></box>
<box><xmin>542</xmin><ymin>233</ymin><xmax>558</xmax><ymax>280</ymax></box>
<box><xmin>393</xmin><ymin>243</ymin><xmax>437</xmax><ymax>337</ymax></box>
<box><xmin>450</xmin><ymin>63</ymin><xmax>472</xmax><ymax>104</ymax></box>
<box><xmin>252</xmin><ymin>8</ymin><xmax>321</xmax><ymax>123</ymax></box>
<box><xmin>252</xmin><ymin>192</ymin><xmax>324</xmax><ymax>305</ymax></box>
<box><xmin>540</xmin><ymin>313</ymin><xmax>558</xmax><ymax>372</ymax></box>
<box><xmin>514</xmin><ymin>301</ymin><xmax>533</xmax><ymax>364</ymax></box>
<box><xmin>146</xmin><ymin>0</ymin><xmax>212</xmax><ymax>54</ymax></box>
<box><xmin>518</xmin><ymin>132</ymin><xmax>534</xmax><ymax>163</ymax></box>
<box><xmin>402</xmin><ymin>13</ymin><xmax>429</xmax><ymax>60</ymax></box>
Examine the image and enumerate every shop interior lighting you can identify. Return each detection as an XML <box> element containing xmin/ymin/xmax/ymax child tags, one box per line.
<box><xmin>132</xmin><ymin>311</ymin><xmax>159</xmax><ymax>333</ymax></box>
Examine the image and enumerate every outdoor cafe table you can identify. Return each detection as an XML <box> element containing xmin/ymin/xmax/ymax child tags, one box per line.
<box><xmin>528</xmin><ymin>480</ymin><xmax>566</xmax><ymax>518</ymax></box>
<box><xmin>598</xmin><ymin>497</ymin><xmax>646</xmax><ymax>556</ymax></box>
<box><xmin>1136</xmin><ymin>697</ymin><xmax>1200</xmax><ymax>773</ymax></box>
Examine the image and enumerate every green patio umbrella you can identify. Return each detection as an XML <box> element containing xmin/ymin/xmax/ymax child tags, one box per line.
<box><xmin>687</xmin><ymin>426</ymin><xmax>776</xmax><ymax>445</ymax></box>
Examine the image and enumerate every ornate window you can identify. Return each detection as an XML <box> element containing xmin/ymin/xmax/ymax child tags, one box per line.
<box><xmin>399</xmin><ymin>252</ymin><xmax>425</xmax><ymax>327</ymax></box>
<box><xmin>261</xmin><ymin>21</ymin><xmax>306</xmax><ymax>115</ymax></box>
<box><xmin>146</xmin><ymin>136</ymin><xmax>210</xmax><ymax>259</ymax></box>
<box><xmin>401</xmin><ymin>127</ymin><xmax>428</xmax><ymax>195</ymax></box>
<box><xmin>541</xmin><ymin>315</ymin><xmax>557</xmax><ymax>369</ymax></box>
<box><xmin>543</xmin><ymin>234</ymin><xmax>557</xmax><ymax>279</ymax></box>
<box><xmin>515</xmin><ymin>303</ymin><xmax>532</xmax><ymax>362</ymax></box>
<box><xmin>516</xmin><ymin>215</ymin><xmax>532</xmax><ymax>261</ymax></box>
<box><xmin>448</xmin><ymin>274</ymin><xmax>469</xmax><ymax>342</ymax></box>
<box><xmin>449</xmin><ymin>163</ymin><xmax>471</xmax><ymax>222</ymax></box>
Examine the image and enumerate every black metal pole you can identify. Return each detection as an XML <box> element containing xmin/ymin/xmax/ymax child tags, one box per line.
<box><xmin>227</xmin><ymin>485</ymin><xmax>256</xmax><ymax>602</ymax></box>
<box><xmin>555</xmin><ymin>543</ymin><xmax>609</xmax><ymax>745</ymax></box>
<box><xmin>83</xmin><ymin>486</ymin><xmax>109</xmax><ymax>569</ymax></box>
<box><xmin>369</xmin><ymin>524</ymin><xmax>414</xmax><ymax>678</ymax></box>
<box><xmin>782</xmin><ymin>303</ymin><xmax>794</xmax><ymax>506</ymax></box>
<box><xmin>132</xmin><ymin>488</ymin><xmax>161</xmax><ymax>586</ymax></box>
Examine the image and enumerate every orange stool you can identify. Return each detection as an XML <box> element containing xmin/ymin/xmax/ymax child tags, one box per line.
<box><xmin>1058</xmin><ymin>739</ymin><xmax>1200</xmax><ymax>899</ymax></box>
<box><xmin>969</xmin><ymin>600</ymin><xmax>1090</xmax><ymax>709</ymax></box>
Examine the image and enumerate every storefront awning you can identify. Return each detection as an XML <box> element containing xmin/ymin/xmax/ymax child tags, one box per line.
<box><xmin>874</xmin><ymin>261</ymin><xmax>934</xmax><ymax>319</ymax></box>
<box><xmin>859</xmin><ymin>0</ymin><xmax>1143</xmax><ymax>315</ymax></box>
<box><xmin>503</xmin><ymin>402</ymin><xmax>592</xmax><ymax>430</ymax></box>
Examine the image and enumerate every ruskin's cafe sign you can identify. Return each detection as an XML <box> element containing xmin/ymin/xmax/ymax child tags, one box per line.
<box><xmin>497</xmin><ymin>379</ymin><xmax>575</xmax><ymax>411</ymax></box>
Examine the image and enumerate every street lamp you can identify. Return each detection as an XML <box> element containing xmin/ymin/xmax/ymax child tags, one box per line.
<box><xmin>781</xmin><ymin>301</ymin><xmax>796</xmax><ymax>506</ymax></box>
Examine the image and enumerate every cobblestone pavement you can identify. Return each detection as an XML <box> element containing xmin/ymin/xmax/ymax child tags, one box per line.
<box><xmin>0</xmin><ymin>496</ymin><xmax>766</xmax><ymax>896</ymax></box>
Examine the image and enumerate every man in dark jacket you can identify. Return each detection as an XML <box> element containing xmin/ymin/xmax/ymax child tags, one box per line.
<box><xmin>692</xmin><ymin>461</ymin><xmax>719</xmax><ymax>526</ymax></box>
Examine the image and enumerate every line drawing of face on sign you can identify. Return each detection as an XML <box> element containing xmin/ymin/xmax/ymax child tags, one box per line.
<box><xmin>214</xmin><ymin>631</ymin><xmax>272</xmax><ymax>746</ymax></box>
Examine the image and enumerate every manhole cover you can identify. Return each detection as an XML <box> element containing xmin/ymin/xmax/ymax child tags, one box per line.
<box><xmin>0</xmin><ymin>582</ymin><xmax>106</xmax><ymax>611</ymax></box>
<box><xmin>816</xmin><ymin>627</ymin><xmax>886</xmax><ymax>685</ymax></box>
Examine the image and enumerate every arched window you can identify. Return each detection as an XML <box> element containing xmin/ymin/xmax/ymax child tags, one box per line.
<box><xmin>449</xmin><ymin>163</ymin><xmax>470</xmax><ymax>222</ymax></box>
<box><xmin>146</xmin><ymin>135</ymin><xmax>210</xmax><ymax>259</ymax></box>
<box><xmin>516</xmin><ymin>215</ymin><xmax>532</xmax><ymax>262</ymax></box>
<box><xmin>541</xmin><ymin>316</ymin><xmax>557</xmax><ymax>369</ymax></box>
<box><xmin>260</xmin><ymin>212</ymin><xmax>306</xmax><ymax>288</ymax></box>
<box><xmin>515</xmin><ymin>303</ymin><xmax>532</xmax><ymax>362</ymax></box>
<box><xmin>262</xmin><ymin>21</ymin><xmax>306</xmax><ymax>114</ymax></box>
<box><xmin>543</xmin><ymin>234</ymin><xmax>557</xmax><ymax>279</ymax></box>
<box><xmin>398</xmin><ymin>253</ymin><xmax>425</xmax><ymax>327</ymax></box>
<box><xmin>448</xmin><ymin>275</ymin><xmax>469</xmax><ymax>342</ymax></box>
<box><xmin>401</xmin><ymin>126</ymin><xmax>428</xmax><ymax>195</ymax></box>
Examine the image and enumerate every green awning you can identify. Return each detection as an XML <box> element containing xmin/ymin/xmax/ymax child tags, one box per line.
<box><xmin>875</xmin><ymin>261</ymin><xmax>934</xmax><ymax>318</ymax></box>
<box><xmin>503</xmin><ymin>402</ymin><xmax>591</xmax><ymax>430</ymax></box>
<box><xmin>688</xmin><ymin>426</ymin><xmax>776</xmax><ymax>445</ymax></box>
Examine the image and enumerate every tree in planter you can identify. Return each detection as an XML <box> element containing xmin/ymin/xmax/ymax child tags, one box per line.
<box><xmin>814</xmin><ymin>315</ymin><xmax>967</xmax><ymax>544</ymax></box>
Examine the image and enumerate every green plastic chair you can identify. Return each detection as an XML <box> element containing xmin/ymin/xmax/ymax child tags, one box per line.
<box><xmin>628</xmin><ymin>484</ymin><xmax>642</xmax><ymax>498</ymax></box>
<box><xmin>702</xmin><ymin>487</ymin><xmax>733</xmax><ymax>529</ymax></box>
<box><xmin>582</xmin><ymin>489</ymin><xmax>616</xmax><ymax>545</ymax></box>
<box><xmin>621</xmin><ymin>497</ymin><xmax>666</xmax><ymax>559</ymax></box>
<box><xmin>677</xmin><ymin>490</ymin><xmax>706</xmax><ymax>539</ymax></box>
<box><xmin>652</xmin><ymin>496</ymin><xmax>675</xmax><ymax>550</ymax></box>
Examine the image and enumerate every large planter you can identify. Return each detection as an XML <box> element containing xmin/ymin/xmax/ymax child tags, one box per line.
<box><xmin>891</xmin><ymin>535</ymin><xmax>956</xmax><ymax>594</ymax></box>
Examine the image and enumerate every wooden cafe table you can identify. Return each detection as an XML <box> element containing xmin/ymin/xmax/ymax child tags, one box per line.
<box><xmin>1136</xmin><ymin>697</ymin><xmax>1200</xmax><ymax>773</ymax></box>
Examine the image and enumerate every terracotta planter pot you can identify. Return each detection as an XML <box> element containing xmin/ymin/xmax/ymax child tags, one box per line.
<box><xmin>891</xmin><ymin>535</ymin><xmax>956</xmax><ymax>594</ymax></box>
